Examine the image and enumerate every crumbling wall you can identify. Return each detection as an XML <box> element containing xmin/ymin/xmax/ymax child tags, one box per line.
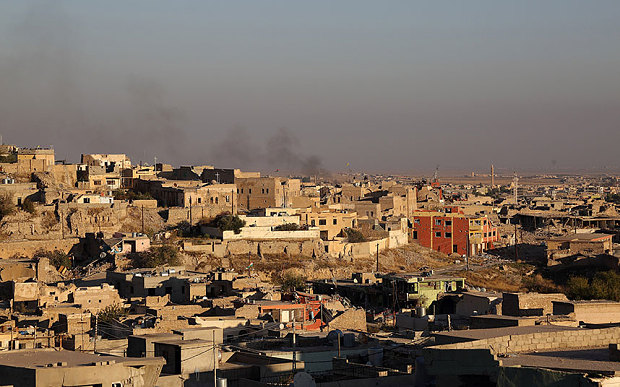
<box><xmin>0</xmin><ymin>238</ymin><xmax>80</xmax><ymax>259</ymax></box>
<box><xmin>328</xmin><ymin>308</ymin><xmax>367</xmax><ymax>332</ymax></box>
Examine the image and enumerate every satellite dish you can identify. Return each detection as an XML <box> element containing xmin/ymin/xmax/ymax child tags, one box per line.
<box><xmin>100</xmin><ymin>252</ymin><xmax>106</xmax><ymax>259</ymax></box>
<box><xmin>279</xmin><ymin>323</ymin><xmax>285</xmax><ymax>330</ymax></box>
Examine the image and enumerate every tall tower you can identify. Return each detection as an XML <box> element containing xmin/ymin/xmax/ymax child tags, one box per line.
<box><xmin>491</xmin><ymin>164</ymin><xmax>495</xmax><ymax>188</ymax></box>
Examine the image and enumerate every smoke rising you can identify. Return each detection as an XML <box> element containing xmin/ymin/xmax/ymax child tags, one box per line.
<box><xmin>210</xmin><ymin>127</ymin><xmax>326</xmax><ymax>176</ymax></box>
<box><xmin>0</xmin><ymin>1</ymin><xmax>188</xmax><ymax>164</ymax></box>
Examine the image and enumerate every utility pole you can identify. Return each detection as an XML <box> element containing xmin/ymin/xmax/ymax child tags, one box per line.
<box><xmin>466</xmin><ymin>234</ymin><xmax>470</xmax><ymax>271</ymax></box>
<box><xmin>81</xmin><ymin>312</ymin><xmax>84</xmax><ymax>352</ymax></box>
<box><xmin>337</xmin><ymin>332</ymin><xmax>341</xmax><ymax>357</ymax></box>
<box><xmin>292</xmin><ymin>313</ymin><xmax>297</xmax><ymax>372</ymax></box>
<box><xmin>213</xmin><ymin>329</ymin><xmax>217</xmax><ymax>387</ymax></box>
<box><xmin>94</xmin><ymin>314</ymin><xmax>98</xmax><ymax>354</ymax></box>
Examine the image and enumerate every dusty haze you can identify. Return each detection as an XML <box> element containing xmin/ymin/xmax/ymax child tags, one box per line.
<box><xmin>0</xmin><ymin>1</ymin><xmax>619</xmax><ymax>174</ymax></box>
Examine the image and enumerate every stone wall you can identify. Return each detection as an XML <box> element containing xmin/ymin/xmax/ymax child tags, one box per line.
<box><xmin>502</xmin><ymin>292</ymin><xmax>568</xmax><ymax>316</ymax></box>
<box><xmin>328</xmin><ymin>308</ymin><xmax>367</xmax><ymax>332</ymax></box>
<box><xmin>0</xmin><ymin>238</ymin><xmax>80</xmax><ymax>259</ymax></box>
<box><xmin>433</xmin><ymin>326</ymin><xmax>620</xmax><ymax>355</ymax></box>
<box><xmin>554</xmin><ymin>301</ymin><xmax>620</xmax><ymax>325</ymax></box>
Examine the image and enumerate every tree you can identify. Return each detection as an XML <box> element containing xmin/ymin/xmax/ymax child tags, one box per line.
<box><xmin>213</xmin><ymin>213</ymin><xmax>245</xmax><ymax>234</ymax></box>
<box><xmin>130</xmin><ymin>245</ymin><xmax>180</xmax><ymax>268</ymax></box>
<box><xmin>566</xmin><ymin>271</ymin><xmax>620</xmax><ymax>301</ymax></box>
<box><xmin>344</xmin><ymin>228</ymin><xmax>366</xmax><ymax>243</ymax></box>
<box><xmin>0</xmin><ymin>193</ymin><xmax>15</xmax><ymax>219</ymax></box>
<box><xmin>275</xmin><ymin>272</ymin><xmax>307</xmax><ymax>293</ymax></box>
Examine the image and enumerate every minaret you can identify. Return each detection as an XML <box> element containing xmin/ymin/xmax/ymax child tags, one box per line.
<box><xmin>513</xmin><ymin>172</ymin><xmax>518</xmax><ymax>204</ymax></box>
<box><xmin>491</xmin><ymin>164</ymin><xmax>495</xmax><ymax>188</ymax></box>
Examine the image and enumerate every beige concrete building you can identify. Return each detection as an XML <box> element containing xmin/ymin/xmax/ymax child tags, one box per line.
<box><xmin>81</xmin><ymin>153</ymin><xmax>131</xmax><ymax>170</ymax></box>
<box><xmin>17</xmin><ymin>147</ymin><xmax>55</xmax><ymax>168</ymax></box>
<box><xmin>300</xmin><ymin>209</ymin><xmax>358</xmax><ymax>240</ymax></box>
<box><xmin>135</xmin><ymin>179</ymin><xmax>237</xmax><ymax>211</ymax></box>
<box><xmin>236</xmin><ymin>177</ymin><xmax>300</xmax><ymax>210</ymax></box>
<box><xmin>547</xmin><ymin>232</ymin><xmax>614</xmax><ymax>261</ymax></box>
<box><xmin>0</xmin><ymin>181</ymin><xmax>38</xmax><ymax>205</ymax></box>
<box><xmin>71</xmin><ymin>283</ymin><xmax>122</xmax><ymax>313</ymax></box>
<box><xmin>0</xmin><ymin>349</ymin><xmax>164</xmax><ymax>387</ymax></box>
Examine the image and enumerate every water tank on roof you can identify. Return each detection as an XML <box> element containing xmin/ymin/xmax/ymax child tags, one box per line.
<box><xmin>327</xmin><ymin>330</ymin><xmax>343</xmax><ymax>344</ymax></box>
<box><xmin>343</xmin><ymin>333</ymin><xmax>355</xmax><ymax>347</ymax></box>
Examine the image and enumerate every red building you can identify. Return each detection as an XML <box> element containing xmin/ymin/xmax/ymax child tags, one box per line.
<box><xmin>411</xmin><ymin>207</ymin><xmax>498</xmax><ymax>256</ymax></box>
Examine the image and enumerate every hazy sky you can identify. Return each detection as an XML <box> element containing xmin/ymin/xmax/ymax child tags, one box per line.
<box><xmin>0</xmin><ymin>1</ymin><xmax>619</xmax><ymax>174</ymax></box>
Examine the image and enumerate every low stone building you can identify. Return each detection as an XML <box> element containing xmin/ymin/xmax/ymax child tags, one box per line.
<box><xmin>0</xmin><ymin>349</ymin><xmax>164</xmax><ymax>387</ymax></box>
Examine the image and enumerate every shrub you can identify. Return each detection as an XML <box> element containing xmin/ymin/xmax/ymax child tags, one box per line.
<box><xmin>112</xmin><ymin>189</ymin><xmax>154</xmax><ymax>201</ymax></box>
<box><xmin>344</xmin><ymin>228</ymin><xmax>366</xmax><ymax>243</ymax></box>
<box><xmin>567</xmin><ymin>271</ymin><xmax>620</xmax><ymax>301</ymax></box>
<box><xmin>274</xmin><ymin>223</ymin><xmax>300</xmax><ymax>231</ymax></box>
<box><xmin>34</xmin><ymin>249</ymin><xmax>72</xmax><ymax>269</ymax></box>
<box><xmin>130</xmin><ymin>245</ymin><xmax>179</xmax><ymax>268</ymax></box>
<box><xmin>97</xmin><ymin>303</ymin><xmax>128</xmax><ymax>323</ymax></box>
<box><xmin>0</xmin><ymin>193</ymin><xmax>15</xmax><ymax>219</ymax></box>
<box><xmin>21</xmin><ymin>198</ymin><xmax>36</xmax><ymax>214</ymax></box>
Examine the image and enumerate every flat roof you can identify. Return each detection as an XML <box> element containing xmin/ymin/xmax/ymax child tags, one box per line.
<box><xmin>501</xmin><ymin>348</ymin><xmax>620</xmax><ymax>375</ymax></box>
<box><xmin>155</xmin><ymin>339</ymin><xmax>215</xmax><ymax>347</ymax></box>
<box><xmin>549</xmin><ymin>233</ymin><xmax>612</xmax><ymax>242</ymax></box>
<box><xmin>0</xmin><ymin>349</ymin><xmax>162</xmax><ymax>369</ymax></box>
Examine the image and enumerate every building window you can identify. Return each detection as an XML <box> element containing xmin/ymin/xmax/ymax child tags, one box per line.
<box><xmin>445</xmin><ymin>220</ymin><xmax>452</xmax><ymax>226</ymax></box>
<box><xmin>94</xmin><ymin>180</ymin><xmax>101</xmax><ymax>185</ymax></box>
<box><xmin>453</xmin><ymin>244</ymin><xmax>458</xmax><ymax>253</ymax></box>
<box><xmin>311</xmin><ymin>220</ymin><xmax>316</xmax><ymax>226</ymax></box>
<box><xmin>333</xmin><ymin>219</ymin><xmax>337</xmax><ymax>225</ymax></box>
<box><xmin>261</xmin><ymin>188</ymin><xmax>265</xmax><ymax>194</ymax></box>
<box><xmin>435</xmin><ymin>232</ymin><xmax>441</xmax><ymax>238</ymax></box>
<box><xmin>319</xmin><ymin>219</ymin><xmax>327</xmax><ymax>226</ymax></box>
<box><xmin>225</xmin><ymin>195</ymin><xmax>230</xmax><ymax>203</ymax></box>
<box><xmin>445</xmin><ymin>232</ymin><xmax>452</xmax><ymax>238</ymax></box>
<box><xmin>414</xmin><ymin>219</ymin><xmax>420</xmax><ymax>224</ymax></box>
<box><xmin>266</xmin><ymin>188</ymin><xmax>269</xmax><ymax>193</ymax></box>
<box><xmin>197</xmin><ymin>198</ymin><xmax>202</xmax><ymax>204</ymax></box>
<box><xmin>412</xmin><ymin>231</ymin><xmax>418</xmax><ymax>239</ymax></box>
<box><xmin>435</xmin><ymin>219</ymin><xmax>442</xmax><ymax>226</ymax></box>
